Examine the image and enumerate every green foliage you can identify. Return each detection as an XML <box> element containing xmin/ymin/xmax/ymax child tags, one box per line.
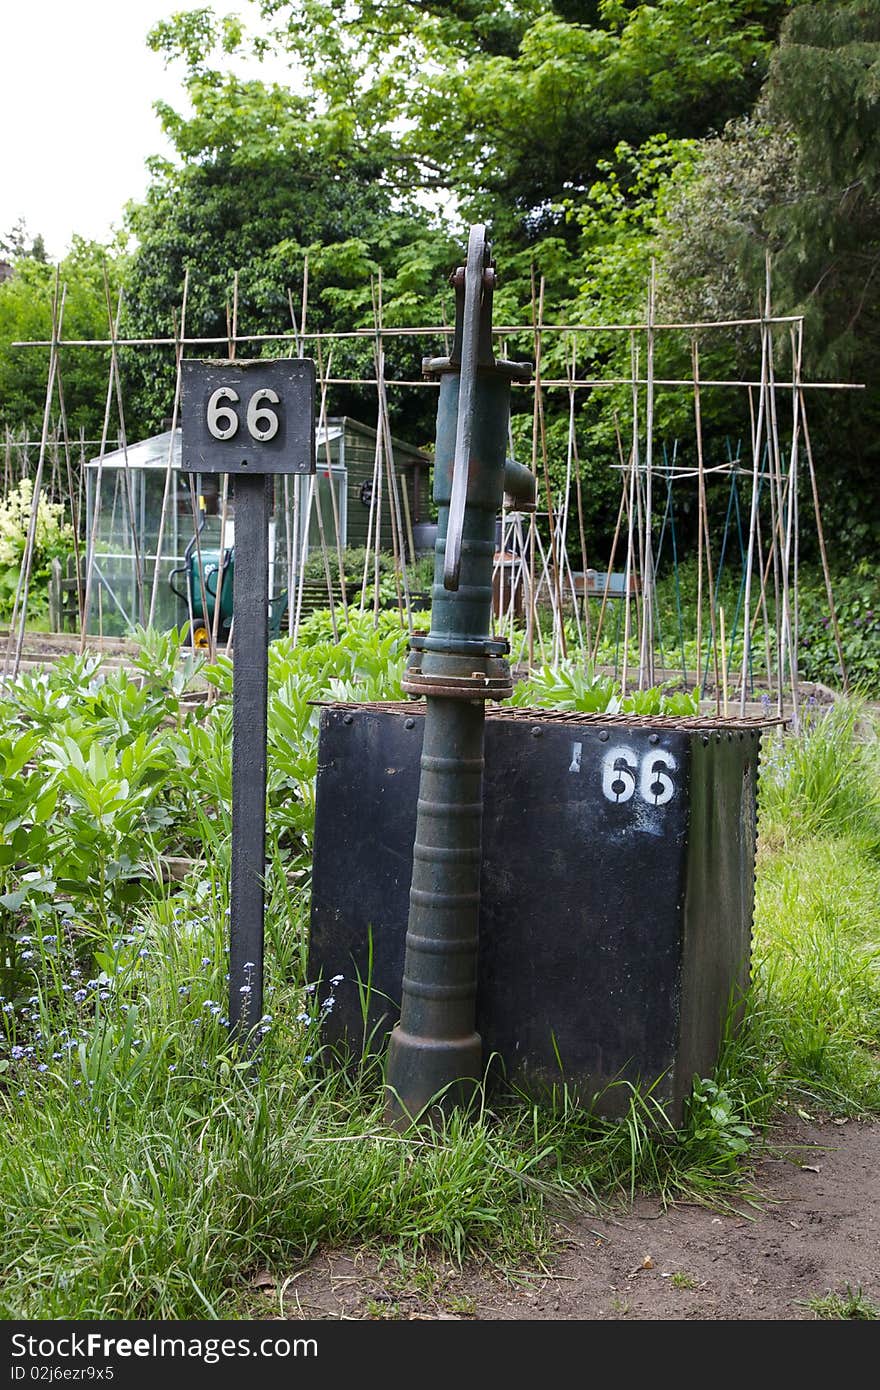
<box><xmin>0</xmin><ymin>625</ymin><xmax>878</xmax><ymax>1316</ymax></box>
<box><xmin>0</xmin><ymin>477</ymin><xmax>73</xmax><ymax>621</ymax></box>
<box><xmin>0</xmin><ymin>650</ymin><xmax>210</xmax><ymax>1000</ymax></box>
<box><xmin>659</xmin><ymin>112</ymin><xmax>795</xmax><ymax>318</ymax></box>
<box><xmin>758</xmin><ymin>699</ymin><xmax>880</xmax><ymax>852</ymax></box>
<box><xmin>190</xmin><ymin>613</ymin><xmax>410</xmax><ymax>865</ymax></box>
<box><xmin>684</xmin><ymin>1078</ymin><xmax>755</xmax><ymax>1168</ymax></box>
<box><xmin>567</xmin><ymin>136</ymin><xmax>700</xmax><ymax>321</ymax></box>
<box><xmin>0</xmin><ymin>730</ymin><xmax>59</xmax><ymax>997</ymax></box>
<box><xmin>1</xmin><ymin>218</ymin><xmax>49</xmax><ymax>265</ymax></box>
<box><xmin>243</xmin><ymin>1</ymin><xmax>777</xmax><ymax>235</ymax></box>
<box><xmin>120</xmin><ymin>64</ymin><xmax>458</xmax><ymax>438</ymax></box>
<box><xmin>0</xmin><ymin>237</ymin><xmax>125</xmax><ymax>440</ymax></box>
<box><xmin>508</xmin><ymin>656</ymin><xmax>699</xmax><ymax>714</ymax></box>
<box><xmin>131</xmin><ymin>2</ymin><xmax>785</xmax><ymax>560</ymax></box>
<box><xmin>509</xmin><ymin>659</ymin><xmax>621</xmax><ymax>710</ymax></box>
<box><xmin>2</xmin><ymin>0</ymin><xmax>880</xmax><ymax>1316</ymax></box>
<box><xmin>300</xmin><ymin>544</ymin><xmax>434</xmax><ymax>593</ymax></box>
<box><xmin>751</xmin><ymin>833</ymin><xmax>880</xmax><ymax>1108</ymax></box>
<box><xmin>660</xmin><ymin>2</ymin><xmax>880</xmax><ymax>556</ymax></box>
<box><xmin>550</xmin><ymin>135</ymin><xmax>703</xmax><ymax>520</ymax></box>
<box><xmin>798</xmin><ymin>561</ymin><xmax>880</xmax><ymax>693</ymax></box>
<box><xmin>802</xmin><ymin>1286</ymin><xmax>880</xmax><ymax>1320</ymax></box>
<box><xmin>1</xmin><ymin>0</ymin><xmax>875</xmax><ymax>574</ymax></box>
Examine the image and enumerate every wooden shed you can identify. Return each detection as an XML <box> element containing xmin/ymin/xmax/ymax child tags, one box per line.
<box><xmin>309</xmin><ymin>416</ymin><xmax>432</xmax><ymax>556</ymax></box>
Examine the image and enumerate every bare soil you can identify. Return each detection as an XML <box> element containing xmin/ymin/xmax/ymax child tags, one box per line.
<box><xmin>274</xmin><ymin>1113</ymin><xmax>880</xmax><ymax>1321</ymax></box>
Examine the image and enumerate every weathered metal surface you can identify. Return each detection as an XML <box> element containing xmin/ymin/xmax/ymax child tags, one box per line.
<box><xmin>318</xmin><ymin>699</ymin><xmax>786</xmax><ymax>732</ymax></box>
<box><xmin>181</xmin><ymin>359</ymin><xmax>316</xmax><ymax>475</ymax></box>
<box><xmin>383</xmin><ymin>695</ymin><xmax>485</xmax><ymax>1120</ymax></box>
<box><xmin>180</xmin><ymin>358</ymin><xmax>316</xmax><ymax>1039</ymax></box>
<box><xmin>228</xmin><ymin>474</ymin><xmax>271</xmax><ymax>1034</ymax></box>
<box><xmin>443</xmin><ymin>226</ymin><xmax>491</xmax><ymax>591</ymax></box>
<box><xmin>310</xmin><ymin>702</ymin><xmax>769</xmax><ymax>1123</ymax></box>
<box><xmin>502</xmin><ymin>456</ymin><xmax>538</xmax><ymax>510</ymax></box>
<box><xmin>383</xmin><ymin>228</ymin><xmax>534</xmax><ymax>1126</ymax></box>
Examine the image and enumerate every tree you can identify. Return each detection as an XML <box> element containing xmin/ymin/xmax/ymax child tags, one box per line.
<box><xmin>138</xmin><ymin>3</ymin><xmax>788</xmax><ymax>552</ymax></box>
<box><xmin>658</xmin><ymin>2</ymin><xmax>880</xmax><ymax>555</ymax></box>
<box><xmin>765</xmin><ymin>2</ymin><xmax>880</xmax><ymax>380</ymax></box>
<box><xmin>149</xmin><ymin>2</ymin><xmax>785</xmax><ymax>269</ymax></box>
<box><xmin>0</xmin><ymin>219</ymin><xmax>48</xmax><ymax>265</ymax></box>
<box><xmin>120</xmin><ymin>70</ymin><xmax>459</xmax><ymax>443</ymax></box>
<box><xmin>233</xmin><ymin>1</ymin><xmax>786</xmax><ymax>241</ymax></box>
<box><xmin>0</xmin><ymin>237</ymin><xmax>125</xmax><ymax>444</ymax></box>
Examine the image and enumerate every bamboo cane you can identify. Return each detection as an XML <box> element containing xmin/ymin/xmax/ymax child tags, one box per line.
<box><xmin>692</xmin><ymin>339</ymin><xmax>720</xmax><ymax>712</ymax></box>
<box><xmin>103</xmin><ymin>272</ymin><xmax>145</xmax><ymax>627</ymax></box>
<box><xmin>315</xmin><ymin>342</ymin><xmax>350</xmax><ymax>622</ymax></box>
<box><xmin>4</xmin><ymin>275</ymin><xmax>65</xmax><ymax>682</ymax></box>
<box><xmin>569</xmin><ymin>343</ymin><xmax>592</xmax><ymax>654</ymax></box>
<box><xmin>798</xmin><ymin>387</ymin><xmax>848</xmax><ymax>693</ymax></box>
<box><xmin>52</xmin><ymin>337</ymin><xmax>84</xmax><ymax>630</ymax></box>
<box><xmin>372</xmin><ymin>273</ymin><xmax>412</xmax><ymax>629</ymax></box>
<box><xmin>641</xmin><ymin>262</ymin><xmax>656</xmax><ymax>687</ymax></box>
<box><xmin>147</xmin><ymin>269</ymin><xmax>189</xmax><ymax>629</ymax></box>
<box><xmin>359</xmin><ymin>430</ymin><xmax>382</xmax><ymax>616</ymax></box>
<box><xmin>739</xmin><ymin>321</ymin><xmax>770</xmax><ymax>712</ymax></box>
<box><xmin>719</xmin><ymin>606</ymin><xmax>729</xmax><ymax>716</ymax></box>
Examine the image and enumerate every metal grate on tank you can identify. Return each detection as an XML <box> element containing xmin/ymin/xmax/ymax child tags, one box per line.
<box><xmin>312</xmin><ymin>700</ymin><xmax>787</xmax><ymax>733</ymax></box>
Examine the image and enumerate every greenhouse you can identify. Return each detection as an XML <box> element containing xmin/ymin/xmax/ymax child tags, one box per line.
<box><xmin>82</xmin><ymin>417</ymin><xmax>431</xmax><ymax>637</ymax></box>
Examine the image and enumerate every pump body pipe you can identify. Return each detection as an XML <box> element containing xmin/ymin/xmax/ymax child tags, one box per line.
<box><xmin>384</xmin><ymin>226</ymin><xmax>532</xmax><ymax>1128</ymax></box>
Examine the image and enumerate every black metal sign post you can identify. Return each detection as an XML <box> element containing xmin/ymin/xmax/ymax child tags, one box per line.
<box><xmin>181</xmin><ymin>358</ymin><xmax>315</xmax><ymax>1037</ymax></box>
<box><xmin>228</xmin><ymin>470</ymin><xmax>271</xmax><ymax>1034</ymax></box>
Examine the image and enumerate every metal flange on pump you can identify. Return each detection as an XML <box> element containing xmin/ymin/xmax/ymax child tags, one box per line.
<box><xmin>384</xmin><ymin>225</ymin><xmax>535</xmax><ymax>1128</ymax></box>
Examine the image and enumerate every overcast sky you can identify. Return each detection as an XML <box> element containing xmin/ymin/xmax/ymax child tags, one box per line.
<box><xmin>1</xmin><ymin>2</ymin><xmax>291</xmax><ymax>261</ymax></box>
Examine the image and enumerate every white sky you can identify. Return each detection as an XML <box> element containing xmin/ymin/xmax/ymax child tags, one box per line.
<box><xmin>1</xmin><ymin>2</ymin><xmax>293</xmax><ymax>261</ymax></box>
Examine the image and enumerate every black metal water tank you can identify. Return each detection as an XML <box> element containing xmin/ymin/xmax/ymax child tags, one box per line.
<box><xmin>308</xmin><ymin>702</ymin><xmax>772</xmax><ymax>1122</ymax></box>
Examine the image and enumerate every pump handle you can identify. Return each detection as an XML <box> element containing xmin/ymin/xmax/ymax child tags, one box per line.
<box><xmin>444</xmin><ymin>224</ymin><xmax>489</xmax><ymax>591</ymax></box>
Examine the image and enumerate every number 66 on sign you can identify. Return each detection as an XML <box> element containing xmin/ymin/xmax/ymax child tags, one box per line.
<box><xmin>181</xmin><ymin>359</ymin><xmax>316</xmax><ymax>476</ymax></box>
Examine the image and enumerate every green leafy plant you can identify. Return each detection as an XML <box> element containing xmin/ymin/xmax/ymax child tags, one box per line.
<box><xmin>797</xmin><ymin>563</ymin><xmax>880</xmax><ymax>696</ymax></box>
<box><xmin>508</xmin><ymin>657</ymin><xmax>699</xmax><ymax>715</ymax></box>
<box><xmin>0</xmin><ymin>616</ymin><xmax>878</xmax><ymax>1320</ymax></box>
<box><xmin>758</xmin><ymin>700</ymin><xmax>880</xmax><ymax>852</ymax></box>
<box><xmin>0</xmin><ymin>477</ymin><xmax>73</xmax><ymax>620</ymax></box>
<box><xmin>684</xmin><ymin>1078</ymin><xmax>755</xmax><ymax>1169</ymax></box>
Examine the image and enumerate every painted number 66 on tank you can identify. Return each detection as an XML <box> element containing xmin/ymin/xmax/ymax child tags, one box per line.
<box><xmin>600</xmin><ymin>744</ymin><xmax>677</xmax><ymax>807</ymax></box>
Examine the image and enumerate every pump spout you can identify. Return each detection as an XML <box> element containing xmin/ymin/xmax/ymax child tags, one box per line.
<box><xmin>503</xmin><ymin>457</ymin><xmax>536</xmax><ymax>510</ymax></box>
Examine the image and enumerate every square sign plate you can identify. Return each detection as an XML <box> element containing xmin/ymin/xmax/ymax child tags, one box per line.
<box><xmin>181</xmin><ymin>358</ymin><xmax>316</xmax><ymax>475</ymax></box>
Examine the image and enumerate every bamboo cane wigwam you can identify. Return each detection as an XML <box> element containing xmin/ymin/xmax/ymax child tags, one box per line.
<box><xmin>6</xmin><ymin>259</ymin><xmax>862</xmax><ymax>710</ymax></box>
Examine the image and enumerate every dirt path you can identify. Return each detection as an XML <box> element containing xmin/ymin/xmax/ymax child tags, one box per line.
<box><xmin>280</xmin><ymin>1114</ymin><xmax>880</xmax><ymax>1321</ymax></box>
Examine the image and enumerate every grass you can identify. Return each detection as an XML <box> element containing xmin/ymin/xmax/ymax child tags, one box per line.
<box><xmin>800</xmin><ymin>1286</ymin><xmax>880</xmax><ymax>1320</ymax></box>
<box><xmin>757</xmin><ymin>699</ymin><xmax>880</xmax><ymax>851</ymax></box>
<box><xmin>740</xmin><ymin>700</ymin><xmax>880</xmax><ymax>1114</ymax></box>
<box><xmin>0</xmin><ymin>624</ymin><xmax>878</xmax><ymax>1319</ymax></box>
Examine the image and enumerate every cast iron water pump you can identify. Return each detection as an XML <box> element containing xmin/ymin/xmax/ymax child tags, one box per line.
<box><xmin>384</xmin><ymin>225</ymin><xmax>534</xmax><ymax>1127</ymax></box>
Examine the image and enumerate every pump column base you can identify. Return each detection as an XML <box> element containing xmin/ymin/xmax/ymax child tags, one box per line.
<box><xmin>384</xmin><ymin>1029</ymin><xmax>483</xmax><ymax>1130</ymax></box>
